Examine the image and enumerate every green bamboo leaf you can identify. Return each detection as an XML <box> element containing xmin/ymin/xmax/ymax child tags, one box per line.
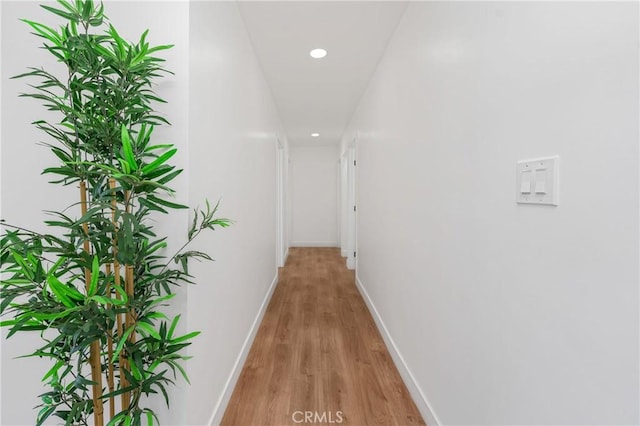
<box><xmin>81</xmin><ymin>0</ymin><xmax>93</xmax><ymax>20</ymax></box>
<box><xmin>136</xmin><ymin>321</ymin><xmax>160</xmax><ymax>340</ymax></box>
<box><xmin>88</xmin><ymin>14</ymin><xmax>103</xmax><ymax>26</ymax></box>
<box><xmin>118</xmin><ymin>158</ymin><xmax>132</xmax><ymax>174</ymax></box>
<box><xmin>29</xmin><ymin>307</ymin><xmax>78</xmax><ymax>321</ymax></box>
<box><xmin>36</xmin><ymin>405</ymin><xmax>55</xmax><ymax>426</ymax></box>
<box><xmin>129</xmin><ymin>356</ymin><xmax>142</xmax><ymax>381</ymax></box>
<box><xmin>167</xmin><ymin>359</ymin><xmax>191</xmax><ymax>384</ymax></box>
<box><xmin>147</xmin><ymin>44</ymin><xmax>174</xmax><ymax>55</ymax></box>
<box><xmin>109</xmin><ymin>24</ymin><xmax>126</xmax><ymax>59</ymax></box>
<box><xmin>20</xmin><ymin>19</ymin><xmax>61</xmax><ymax>46</ymax></box>
<box><xmin>88</xmin><ymin>255</ymin><xmax>99</xmax><ymax>296</ymax></box>
<box><xmin>167</xmin><ymin>314</ymin><xmax>180</xmax><ymax>340</ymax></box>
<box><xmin>46</xmin><ymin>256</ymin><xmax>64</xmax><ymax>274</ymax></box>
<box><xmin>138</xmin><ymin>197</ymin><xmax>168</xmax><ymax>214</ymax></box>
<box><xmin>146</xmin><ymin>240</ymin><xmax>167</xmax><ymax>255</ymax></box>
<box><xmin>64</xmin><ymin>281</ymin><xmax>86</xmax><ymax>300</ymax></box>
<box><xmin>139</xmin><ymin>29</ymin><xmax>150</xmax><ymax>48</ymax></box>
<box><xmin>90</xmin><ymin>163</ymin><xmax>122</xmax><ymax>174</ymax></box>
<box><xmin>40</xmin><ymin>4</ymin><xmax>76</xmax><ymax>21</ymax></box>
<box><xmin>89</xmin><ymin>295</ymin><xmax>125</xmax><ymax>306</ymax></box>
<box><xmin>10</xmin><ymin>250</ymin><xmax>34</xmax><ymax>281</ymax></box>
<box><xmin>141</xmin><ymin>148</ymin><xmax>176</xmax><ymax>175</ymax></box>
<box><xmin>147</xmin><ymin>194</ymin><xmax>187</xmax><ymax>210</ymax></box>
<box><xmin>142</xmin><ymin>144</ymin><xmax>173</xmax><ymax>156</ymax></box>
<box><xmin>121</xmin><ymin>125</ymin><xmax>138</xmax><ymax>171</ymax></box>
<box><xmin>0</xmin><ymin>294</ymin><xmax>18</xmax><ymax>314</ymax></box>
<box><xmin>93</xmin><ymin>43</ymin><xmax>116</xmax><ymax>61</ymax></box>
<box><xmin>135</xmin><ymin>123</ymin><xmax>148</xmax><ymax>148</ymax></box>
<box><xmin>112</xmin><ymin>325</ymin><xmax>134</xmax><ymax>363</ymax></box>
<box><xmin>95</xmin><ymin>1</ymin><xmax>104</xmax><ymax>18</ymax></box>
<box><xmin>136</xmin><ymin>179</ymin><xmax>173</xmax><ymax>193</ymax></box>
<box><xmin>107</xmin><ymin>413</ymin><xmax>127</xmax><ymax>426</ymax></box>
<box><xmin>41</xmin><ymin>359</ymin><xmax>64</xmax><ymax>382</ymax></box>
<box><xmin>148</xmin><ymin>359</ymin><xmax>161</xmax><ymax>373</ymax></box>
<box><xmin>89</xmin><ymin>295</ymin><xmax>110</xmax><ymax>305</ymax></box>
<box><xmin>146</xmin><ymin>312</ymin><xmax>168</xmax><ymax>321</ymax></box>
<box><xmin>69</xmin><ymin>18</ymin><xmax>78</xmax><ymax>36</ymax></box>
<box><xmin>1</xmin><ymin>278</ymin><xmax>32</xmax><ymax>285</ymax></box>
<box><xmin>6</xmin><ymin>321</ymin><xmax>46</xmax><ymax>336</ymax></box>
<box><xmin>171</xmin><ymin>331</ymin><xmax>200</xmax><ymax>345</ymax></box>
<box><xmin>56</xmin><ymin>0</ymin><xmax>77</xmax><ymax>14</ymax></box>
<box><xmin>148</xmin><ymin>293</ymin><xmax>175</xmax><ymax>308</ymax></box>
<box><xmin>141</xmin><ymin>93</ymin><xmax>168</xmax><ymax>104</ymax></box>
<box><xmin>49</xmin><ymin>147</ymin><xmax>72</xmax><ymax>163</ymax></box>
<box><xmin>103</xmin><ymin>384</ymin><xmax>137</xmax><ymax>400</ymax></box>
<box><xmin>46</xmin><ymin>275</ymin><xmax>74</xmax><ymax>308</ymax></box>
<box><xmin>42</xmin><ymin>166</ymin><xmax>80</xmax><ymax>178</ymax></box>
<box><xmin>157</xmin><ymin>382</ymin><xmax>170</xmax><ymax>407</ymax></box>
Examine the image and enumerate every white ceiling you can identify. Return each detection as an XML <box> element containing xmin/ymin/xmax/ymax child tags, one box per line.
<box><xmin>238</xmin><ymin>1</ymin><xmax>408</xmax><ymax>146</ymax></box>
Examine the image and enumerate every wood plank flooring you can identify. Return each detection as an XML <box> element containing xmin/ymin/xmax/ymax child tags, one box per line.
<box><xmin>221</xmin><ymin>247</ymin><xmax>425</xmax><ymax>426</ymax></box>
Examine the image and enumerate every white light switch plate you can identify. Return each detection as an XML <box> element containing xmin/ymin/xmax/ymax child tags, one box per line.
<box><xmin>516</xmin><ymin>156</ymin><xmax>559</xmax><ymax>206</ymax></box>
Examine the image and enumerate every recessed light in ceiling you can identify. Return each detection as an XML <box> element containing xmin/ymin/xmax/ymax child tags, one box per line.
<box><xmin>309</xmin><ymin>48</ymin><xmax>327</xmax><ymax>59</ymax></box>
<box><xmin>311</xmin><ymin>133</ymin><xmax>320</xmax><ymax>137</ymax></box>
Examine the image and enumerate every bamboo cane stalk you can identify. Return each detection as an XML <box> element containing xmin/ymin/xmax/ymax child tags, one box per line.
<box><xmin>125</xmin><ymin>265</ymin><xmax>135</xmax><ymax>339</ymax></box>
<box><xmin>123</xmin><ymin>264</ymin><xmax>133</xmax><ymax>408</ymax></box>
<box><xmin>109</xmin><ymin>178</ymin><xmax>128</xmax><ymax>411</ymax></box>
<box><xmin>105</xmin><ymin>263</ymin><xmax>115</xmax><ymax>419</ymax></box>
<box><xmin>80</xmin><ymin>180</ymin><xmax>105</xmax><ymax>426</ymax></box>
<box><xmin>122</xmin><ymin>190</ymin><xmax>136</xmax><ymax>406</ymax></box>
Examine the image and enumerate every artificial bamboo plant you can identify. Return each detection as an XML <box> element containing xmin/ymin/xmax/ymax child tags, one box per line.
<box><xmin>0</xmin><ymin>1</ymin><xmax>229</xmax><ymax>425</ymax></box>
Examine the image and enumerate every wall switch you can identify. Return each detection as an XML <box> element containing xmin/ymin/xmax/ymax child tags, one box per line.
<box><xmin>520</xmin><ymin>170</ymin><xmax>532</xmax><ymax>193</ymax></box>
<box><xmin>534</xmin><ymin>168</ymin><xmax>547</xmax><ymax>193</ymax></box>
<box><xmin>516</xmin><ymin>156</ymin><xmax>559</xmax><ymax>205</ymax></box>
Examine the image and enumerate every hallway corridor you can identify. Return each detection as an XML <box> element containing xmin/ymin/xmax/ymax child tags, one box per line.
<box><xmin>221</xmin><ymin>248</ymin><xmax>425</xmax><ymax>425</ymax></box>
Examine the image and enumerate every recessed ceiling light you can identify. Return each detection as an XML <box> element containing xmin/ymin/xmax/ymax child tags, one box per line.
<box><xmin>311</xmin><ymin>133</ymin><xmax>320</xmax><ymax>137</ymax></box>
<box><xmin>309</xmin><ymin>48</ymin><xmax>327</xmax><ymax>59</ymax></box>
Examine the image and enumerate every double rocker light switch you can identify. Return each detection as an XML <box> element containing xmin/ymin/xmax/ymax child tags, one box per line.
<box><xmin>516</xmin><ymin>156</ymin><xmax>559</xmax><ymax>205</ymax></box>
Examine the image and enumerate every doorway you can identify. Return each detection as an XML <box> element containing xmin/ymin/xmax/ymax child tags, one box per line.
<box><xmin>340</xmin><ymin>138</ymin><xmax>357</xmax><ymax>270</ymax></box>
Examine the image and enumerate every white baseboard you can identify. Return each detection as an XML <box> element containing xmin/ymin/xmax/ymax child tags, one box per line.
<box><xmin>341</xmin><ymin>249</ymin><xmax>347</xmax><ymax>257</ymax></box>
<box><xmin>290</xmin><ymin>241</ymin><xmax>339</xmax><ymax>248</ymax></box>
<box><xmin>208</xmin><ymin>272</ymin><xmax>280</xmax><ymax>426</ymax></box>
<box><xmin>346</xmin><ymin>256</ymin><xmax>355</xmax><ymax>270</ymax></box>
<box><xmin>355</xmin><ymin>275</ymin><xmax>441</xmax><ymax>426</ymax></box>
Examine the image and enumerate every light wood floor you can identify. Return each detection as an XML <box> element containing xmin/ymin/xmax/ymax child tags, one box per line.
<box><xmin>221</xmin><ymin>247</ymin><xmax>425</xmax><ymax>426</ymax></box>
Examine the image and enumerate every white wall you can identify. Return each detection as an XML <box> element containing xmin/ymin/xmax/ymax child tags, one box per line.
<box><xmin>290</xmin><ymin>145</ymin><xmax>339</xmax><ymax>247</ymax></box>
<box><xmin>187</xmin><ymin>2</ymin><xmax>285</xmax><ymax>425</ymax></box>
<box><xmin>343</xmin><ymin>2</ymin><xmax>639</xmax><ymax>425</ymax></box>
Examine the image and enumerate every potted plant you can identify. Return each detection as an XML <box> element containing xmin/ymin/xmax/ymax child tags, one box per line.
<box><xmin>0</xmin><ymin>1</ymin><xmax>229</xmax><ymax>425</ymax></box>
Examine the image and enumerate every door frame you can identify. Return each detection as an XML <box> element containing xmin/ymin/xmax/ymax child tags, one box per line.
<box><xmin>343</xmin><ymin>137</ymin><xmax>357</xmax><ymax>270</ymax></box>
<box><xmin>276</xmin><ymin>137</ymin><xmax>287</xmax><ymax>268</ymax></box>
<box><xmin>340</xmin><ymin>151</ymin><xmax>349</xmax><ymax>258</ymax></box>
